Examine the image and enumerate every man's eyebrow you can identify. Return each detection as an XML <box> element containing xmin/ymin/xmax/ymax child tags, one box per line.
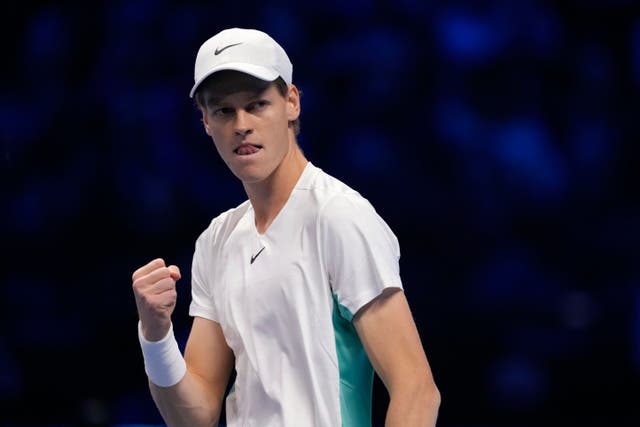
<box><xmin>205</xmin><ymin>95</ymin><xmax>224</xmax><ymax>106</ymax></box>
<box><xmin>205</xmin><ymin>87</ymin><xmax>269</xmax><ymax>105</ymax></box>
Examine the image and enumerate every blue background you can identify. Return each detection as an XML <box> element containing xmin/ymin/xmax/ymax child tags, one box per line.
<box><xmin>2</xmin><ymin>0</ymin><xmax>639</xmax><ymax>426</ymax></box>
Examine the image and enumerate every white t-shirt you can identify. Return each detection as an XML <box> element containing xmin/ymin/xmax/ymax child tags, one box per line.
<box><xmin>189</xmin><ymin>162</ymin><xmax>403</xmax><ymax>427</ymax></box>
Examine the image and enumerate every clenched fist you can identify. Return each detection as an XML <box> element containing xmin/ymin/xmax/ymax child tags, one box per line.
<box><xmin>132</xmin><ymin>258</ymin><xmax>181</xmax><ymax>342</ymax></box>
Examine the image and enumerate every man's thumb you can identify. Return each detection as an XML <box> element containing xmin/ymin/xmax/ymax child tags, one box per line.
<box><xmin>168</xmin><ymin>265</ymin><xmax>181</xmax><ymax>281</ymax></box>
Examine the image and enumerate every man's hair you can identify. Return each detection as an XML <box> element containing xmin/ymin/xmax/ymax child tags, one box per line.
<box><xmin>194</xmin><ymin>70</ymin><xmax>301</xmax><ymax>136</ymax></box>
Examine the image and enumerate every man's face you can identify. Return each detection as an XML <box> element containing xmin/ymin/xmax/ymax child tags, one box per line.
<box><xmin>200</xmin><ymin>80</ymin><xmax>300</xmax><ymax>184</ymax></box>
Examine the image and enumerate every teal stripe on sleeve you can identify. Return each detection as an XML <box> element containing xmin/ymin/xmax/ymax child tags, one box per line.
<box><xmin>332</xmin><ymin>293</ymin><xmax>374</xmax><ymax>427</ymax></box>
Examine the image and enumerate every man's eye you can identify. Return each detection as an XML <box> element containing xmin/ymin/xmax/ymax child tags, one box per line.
<box><xmin>248</xmin><ymin>101</ymin><xmax>268</xmax><ymax>111</ymax></box>
<box><xmin>213</xmin><ymin>107</ymin><xmax>234</xmax><ymax>117</ymax></box>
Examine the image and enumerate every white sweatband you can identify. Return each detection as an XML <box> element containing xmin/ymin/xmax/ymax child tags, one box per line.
<box><xmin>137</xmin><ymin>321</ymin><xmax>187</xmax><ymax>387</ymax></box>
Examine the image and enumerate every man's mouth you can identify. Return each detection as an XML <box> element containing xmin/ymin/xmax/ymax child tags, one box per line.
<box><xmin>234</xmin><ymin>144</ymin><xmax>262</xmax><ymax>155</ymax></box>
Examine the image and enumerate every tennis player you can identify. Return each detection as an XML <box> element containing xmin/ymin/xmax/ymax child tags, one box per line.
<box><xmin>132</xmin><ymin>27</ymin><xmax>440</xmax><ymax>426</ymax></box>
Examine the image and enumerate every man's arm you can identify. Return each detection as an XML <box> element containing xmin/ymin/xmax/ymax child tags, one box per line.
<box><xmin>353</xmin><ymin>288</ymin><xmax>440</xmax><ymax>426</ymax></box>
<box><xmin>149</xmin><ymin>317</ymin><xmax>234</xmax><ymax>427</ymax></box>
<box><xmin>132</xmin><ymin>259</ymin><xmax>234</xmax><ymax>427</ymax></box>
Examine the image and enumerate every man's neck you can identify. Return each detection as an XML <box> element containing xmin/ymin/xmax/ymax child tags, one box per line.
<box><xmin>243</xmin><ymin>142</ymin><xmax>308</xmax><ymax>234</ymax></box>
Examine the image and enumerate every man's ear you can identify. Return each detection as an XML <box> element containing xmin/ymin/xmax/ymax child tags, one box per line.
<box><xmin>201</xmin><ymin>108</ymin><xmax>212</xmax><ymax>136</ymax></box>
<box><xmin>286</xmin><ymin>84</ymin><xmax>301</xmax><ymax>121</ymax></box>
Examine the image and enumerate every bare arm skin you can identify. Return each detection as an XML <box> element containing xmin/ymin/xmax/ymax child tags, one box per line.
<box><xmin>132</xmin><ymin>259</ymin><xmax>234</xmax><ymax>427</ymax></box>
<box><xmin>354</xmin><ymin>289</ymin><xmax>441</xmax><ymax>427</ymax></box>
<box><xmin>149</xmin><ymin>317</ymin><xmax>234</xmax><ymax>427</ymax></box>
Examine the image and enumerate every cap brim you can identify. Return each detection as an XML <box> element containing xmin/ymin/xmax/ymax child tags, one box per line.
<box><xmin>189</xmin><ymin>63</ymin><xmax>280</xmax><ymax>98</ymax></box>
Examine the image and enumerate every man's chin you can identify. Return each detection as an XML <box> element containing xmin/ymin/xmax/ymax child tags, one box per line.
<box><xmin>233</xmin><ymin>169</ymin><xmax>268</xmax><ymax>185</ymax></box>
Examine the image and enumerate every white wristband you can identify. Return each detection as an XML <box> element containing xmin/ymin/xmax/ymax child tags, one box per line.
<box><xmin>137</xmin><ymin>321</ymin><xmax>187</xmax><ymax>387</ymax></box>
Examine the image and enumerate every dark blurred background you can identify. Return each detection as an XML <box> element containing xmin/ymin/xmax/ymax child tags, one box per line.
<box><xmin>2</xmin><ymin>0</ymin><xmax>639</xmax><ymax>426</ymax></box>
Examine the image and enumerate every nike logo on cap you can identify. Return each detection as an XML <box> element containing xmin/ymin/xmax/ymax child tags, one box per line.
<box><xmin>215</xmin><ymin>43</ymin><xmax>242</xmax><ymax>55</ymax></box>
<box><xmin>250</xmin><ymin>246</ymin><xmax>265</xmax><ymax>264</ymax></box>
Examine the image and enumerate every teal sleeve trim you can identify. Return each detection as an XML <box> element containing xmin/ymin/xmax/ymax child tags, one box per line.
<box><xmin>332</xmin><ymin>293</ymin><xmax>374</xmax><ymax>427</ymax></box>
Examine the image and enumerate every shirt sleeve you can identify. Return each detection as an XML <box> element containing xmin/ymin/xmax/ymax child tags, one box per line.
<box><xmin>188</xmin><ymin>226</ymin><xmax>219</xmax><ymax>322</ymax></box>
<box><xmin>318</xmin><ymin>192</ymin><xmax>403</xmax><ymax>320</ymax></box>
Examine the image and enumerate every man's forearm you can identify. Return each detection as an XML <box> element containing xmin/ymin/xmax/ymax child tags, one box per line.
<box><xmin>149</xmin><ymin>371</ymin><xmax>224</xmax><ymax>427</ymax></box>
<box><xmin>385</xmin><ymin>380</ymin><xmax>441</xmax><ymax>427</ymax></box>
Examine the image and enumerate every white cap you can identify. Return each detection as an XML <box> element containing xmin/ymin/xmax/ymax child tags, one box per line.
<box><xmin>190</xmin><ymin>28</ymin><xmax>293</xmax><ymax>98</ymax></box>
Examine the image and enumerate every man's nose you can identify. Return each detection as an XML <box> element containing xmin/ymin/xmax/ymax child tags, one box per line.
<box><xmin>234</xmin><ymin>110</ymin><xmax>253</xmax><ymax>137</ymax></box>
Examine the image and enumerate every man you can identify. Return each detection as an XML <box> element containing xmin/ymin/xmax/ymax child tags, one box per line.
<box><xmin>132</xmin><ymin>27</ymin><xmax>440</xmax><ymax>426</ymax></box>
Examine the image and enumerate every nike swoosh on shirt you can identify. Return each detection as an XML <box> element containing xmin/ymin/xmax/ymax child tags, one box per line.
<box><xmin>214</xmin><ymin>43</ymin><xmax>242</xmax><ymax>55</ymax></box>
<box><xmin>250</xmin><ymin>247</ymin><xmax>265</xmax><ymax>264</ymax></box>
